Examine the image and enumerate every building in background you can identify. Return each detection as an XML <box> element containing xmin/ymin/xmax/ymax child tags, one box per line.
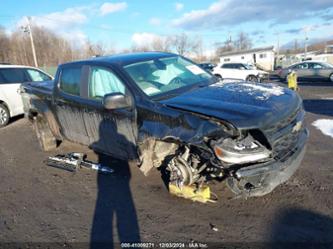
<box><xmin>219</xmin><ymin>46</ymin><xmax>275</xmax><ymax>71</ymax></box>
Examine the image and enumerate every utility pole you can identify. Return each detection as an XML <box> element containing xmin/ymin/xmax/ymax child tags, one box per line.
<box><xmin>304</xmin><ymin>30</ymin><xmax>308</xmax><ymax>60</ymax></box>
<box><xmin>25</xmin><ymin>16</ymin><xmax>38</xmax><ymax>67</ymax></box>
<box><xmin>276</xmin><ymin>32</ymin><xmax>280</xmax><ymax>67</ymax></box>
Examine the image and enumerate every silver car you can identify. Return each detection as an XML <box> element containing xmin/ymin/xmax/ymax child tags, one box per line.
<box><xmin>278</xmin><ymin>61</ymin><xmax>333</xmax><ymax>82</ymax></box>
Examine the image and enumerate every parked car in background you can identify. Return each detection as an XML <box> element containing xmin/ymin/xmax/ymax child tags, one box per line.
<box><xmin>199</xmin><ymin>62</ymin><xmax>216</xmax><ymax>72</ymax></box>
<box><xmin>21</xmin><ymin>52</ymin><xmax>308</xmax><ymax>197</ymax></box>
<box><xmin>212</xmin><ymin>62</ymin><xmax>269</xmax><ymax>82</ymax></box>
<box><xmin>278</xmin><ymin>61</ymin><xmax>333</xmax><ymax>82</ymax></box>
<box><xmin>0</xmin><ymin>65</ymin><xmax>52</xmax><ymax>127</ymax></box>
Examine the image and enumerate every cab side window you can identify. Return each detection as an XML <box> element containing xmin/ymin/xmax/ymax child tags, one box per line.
<box><xmin>60</xmin><ymin>66</ymin><xmax>81</xmax><ymax>96</ymax></box>
<box><xmin>88</xmin><ymin>67</ymin><xmax>125</xmax><ymax>100</ymax></box>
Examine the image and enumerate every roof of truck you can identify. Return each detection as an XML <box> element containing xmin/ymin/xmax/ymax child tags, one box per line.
<box><xmin>62</xmin><ymin>51</ymin><xmax>177</xmax><ymax>67</ymax></box>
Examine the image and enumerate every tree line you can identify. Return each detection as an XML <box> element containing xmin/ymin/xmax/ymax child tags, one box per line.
<box><xmin>0</xmin><ymin>25</ymin><xmax>114</xmax><ymax>67</ymax></box>
<box><xmin>0</xmin><ymin>25</ymin><xmax>211</xmax><ymax>67</ymax></box>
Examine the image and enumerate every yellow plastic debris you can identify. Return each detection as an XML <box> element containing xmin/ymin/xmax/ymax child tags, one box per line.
<box><xmin>287</xmin><ymin>71</ymin><xmax>298</xmax><ymax>91</ymax></box>
<box><xmin>168</xmin><ymin>183</ymin><xmax>216</xmax><ymax>203</ymax></box>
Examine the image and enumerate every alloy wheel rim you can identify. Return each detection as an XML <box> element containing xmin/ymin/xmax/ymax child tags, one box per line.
<box><xmin>0</xmin><ymin>107</ymin><xmax>8</xmax><ymax>125</ymax></box>
<box><xmin>330</xmin><ymin>74</ymin><xmax>333</xmax><ymax>82</ymax></box>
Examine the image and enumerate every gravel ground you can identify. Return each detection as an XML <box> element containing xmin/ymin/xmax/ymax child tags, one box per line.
<box><xmin>0</xmin><ymin>81</ymin><xmax>333</xmax><ymax>248</ymax></box>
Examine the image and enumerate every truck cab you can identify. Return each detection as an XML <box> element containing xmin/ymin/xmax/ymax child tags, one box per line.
<box><xmin>21</xmin><ymin>52</ymin><xmax>308</xmax><ymax>197</ymax></box>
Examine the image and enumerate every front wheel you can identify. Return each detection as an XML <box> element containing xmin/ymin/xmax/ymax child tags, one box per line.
<box><xmin>246</xmin><ymin>75</ymin><xmax>258</xmax><ymax>82</ymax></box>
<box><xmin>0</xmin><ymin>104</ymin><xmax>10</xmax><ymax>128</ymax></box>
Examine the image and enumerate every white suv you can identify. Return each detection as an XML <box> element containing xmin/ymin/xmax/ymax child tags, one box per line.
<box><xmin>0</xmin><ymin>65</ymin><xmax>52</xmax><ymax>127</ymax></box>
<box><xmin>212</xmin><ymin>62</ymin><xmax>269</xmax><ymax>82</ymax></box>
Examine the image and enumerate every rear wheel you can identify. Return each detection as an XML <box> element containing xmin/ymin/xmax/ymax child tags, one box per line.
<box><xmin>33</xmin><ymin>115</ymin><xmax>57</xmax><ymax>151</ymax></box>
<box><xmin>246</xmin><ymin>75</ymin><xmax>258</xmax><ymax>82</ymax></box>
<box><xmin>0</xmin><ymin>104</ymin><xmax>10</xmax><ymax>128</ymax></box>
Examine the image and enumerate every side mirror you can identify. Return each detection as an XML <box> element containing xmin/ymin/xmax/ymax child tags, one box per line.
<box><xmin>102</xmin><ymin>92</ymin><xmax>131</xmax><ymax>110</ymax></box>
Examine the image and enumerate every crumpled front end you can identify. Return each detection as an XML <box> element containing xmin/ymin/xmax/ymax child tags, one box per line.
<box><xmin>226</xmin><ymin>128</ymin><xmax>308</xmax><ymax>197</ymax></box>
<box><xmin>215</xmin><ymin>106</ymin><xmax>309</xmax><ymax>197</ymax></box>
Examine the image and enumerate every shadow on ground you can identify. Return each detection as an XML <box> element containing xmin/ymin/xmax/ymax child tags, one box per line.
<box><xmin>90</xmin><ymin>118</ymin><xmax>140</xmax><ymax>249</ymax></box>
<box><xmin>303</xmin><ymin>99</ymin><xmax>333</xmax><ymax>117</ymax></box>
<box><xmin>269</xmin><ymin>208</ymin><xmax>333</xmax><ymax>249</ymax></box>
<box><xmin>90</xmin><ymin>155</ymin><xmax>140</xmax><ymax>249</ymax></box>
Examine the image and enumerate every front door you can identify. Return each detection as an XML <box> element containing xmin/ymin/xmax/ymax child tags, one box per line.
<box><xmin>80</xmin><ymin>65</ymin><xmax>137</xmax><ymax>160</ymax></box>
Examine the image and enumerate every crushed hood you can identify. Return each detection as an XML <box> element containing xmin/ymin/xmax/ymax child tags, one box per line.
<box><xmin>160</xmin><ymin>82</ymin><xmax>302</xmax><ymax>129</ymax></box>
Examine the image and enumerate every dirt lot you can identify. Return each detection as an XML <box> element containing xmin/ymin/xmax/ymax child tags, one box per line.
<box><xmin>0</xmin><ymin>81</ymin><xmax>333</xmax><ymax>248</ymax></box>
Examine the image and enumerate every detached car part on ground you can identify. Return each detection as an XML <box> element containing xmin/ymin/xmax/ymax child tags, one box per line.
<box><xmin>20</xmin><ymin>52</ymin><xmax>308</xmax><ymax>198</ymax></box>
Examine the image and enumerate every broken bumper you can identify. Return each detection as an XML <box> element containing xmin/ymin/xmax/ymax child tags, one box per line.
<box><xmin>227</xmin><ymin>128</ymin><xmax>308</xmax><ymax>197</ymax></box>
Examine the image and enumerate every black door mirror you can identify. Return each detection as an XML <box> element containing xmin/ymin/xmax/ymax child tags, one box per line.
<box><xmin>102</xmin><ymin>92</ymin><xmax>131</xmax><ymax>110</ymax></box>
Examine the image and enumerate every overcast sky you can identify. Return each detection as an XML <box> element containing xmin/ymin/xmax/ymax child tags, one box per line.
<box><xmin>1</xmin><ymin>0</ymin><xmax>333</xmax><ymax>53</ymax></box>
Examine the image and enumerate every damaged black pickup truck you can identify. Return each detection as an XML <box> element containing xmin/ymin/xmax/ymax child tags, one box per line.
<box><xmin>21</xmin><ymin>52</ymin><xmax>308</xmax><ymax>197</ymax></box>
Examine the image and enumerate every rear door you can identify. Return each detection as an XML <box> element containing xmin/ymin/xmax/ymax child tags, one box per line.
<box><xmin>0</xmin><ymin>68</ymin><xmax>29</xmax><ymax>116</ymax></box>
<box><xmin>291</xmin><ymin>63</ymin><xmax>308</xmax><ymax>80</ymax></box>
<box><xmin>53</xmin><ymin>64</ymin><xmax>90</xmax><ymax>144</ymax></box>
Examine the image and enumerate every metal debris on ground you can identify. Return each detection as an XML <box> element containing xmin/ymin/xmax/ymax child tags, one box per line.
<box><xmin>45</xmin><ymin>153</ymin><xmax>114</xmax><ymax>174</ymax></box>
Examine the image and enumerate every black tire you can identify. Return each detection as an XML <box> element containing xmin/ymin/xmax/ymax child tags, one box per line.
<box><xmin>246</xmin><ymin>75</ymin><xmax>258</xmax><ymax>82</ymax></box>
<box><xmin>33</xmin><ymin>115</ymin><xmax>57</xmax><ymax>151</ymax></box>
<box><xmin>0</xmin><ymin>103</ymin><xmax>10</xmax><ymax>128</ymax></box>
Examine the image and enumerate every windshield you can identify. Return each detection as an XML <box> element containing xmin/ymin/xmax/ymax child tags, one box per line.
<box><xmin>124</xmin><ymin>56</ymin><xmax>213</xmax><ymax>97</ymax></box>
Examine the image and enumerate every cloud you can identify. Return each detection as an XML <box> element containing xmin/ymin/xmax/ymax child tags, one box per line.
<box><xmin>100</xmin><ymin>2</ymin><xmax>127</xmax><ymax>16</ymax></box>
<box><xmin>149</xmin><ymin>17</ymin><xmax>161</xmax><ymax>26</ymax></box>
<box><xmin>321</xmin><ymin>13</ymin><xmax>333</xmax><ymax>21</ymax></box>
<box><xmin>131</xmin><ymin>32</ymin><xmax>164</xmax><ymax>47</ymax></box>
<box><xmin>17</xmin><ymin>6</ymin><xmax>88</xmax><ymax>30</ymax></box>
<box><xmin>175</xmin><ymin>2</ymin><xmax>184</xmax><ymax>11</ymax></box>
<box><xmin>16</xmin><ymin>6</ymin><xmax>91</xmax><ymax>47</ymax></box>
<box><xmin>172</xmin><ymin>0</ymin><xmax>333</xmax><ymax>30</ymax></box>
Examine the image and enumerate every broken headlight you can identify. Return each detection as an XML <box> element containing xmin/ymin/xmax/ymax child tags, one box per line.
<box><xmin>213</xmin><ymin>135</ymin><xmax>271</xmax><ymax>164</ymax></box>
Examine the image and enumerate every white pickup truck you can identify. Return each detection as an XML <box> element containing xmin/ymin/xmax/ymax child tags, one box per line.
<box><xmin>0</xmin><ymin>65</ymin><xmax>52</xmax><ymax>127</ymax></box>
<box><xmin>212</xmin><ymin>62</ymin><xmax>269</xmax><ymax>82</ymax></box>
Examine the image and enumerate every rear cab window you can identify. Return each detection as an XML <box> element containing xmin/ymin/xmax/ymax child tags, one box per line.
<box><xmin>59</xmin><ymin>66</ymin><xmax>82</xmax><ymax>96</ymax></box>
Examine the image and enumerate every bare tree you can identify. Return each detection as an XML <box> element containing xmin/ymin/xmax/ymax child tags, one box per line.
<box><xmin>172</xmin><ymin>33</ymin><xmax>189</xmax><ymax>55</ymax></box>
<box><xmin>234</xmin><ymin>32</ymin><xmax>252</xmax><ymax>51</ymax></box>
<box><xmin>151</xmin><ymin>36</ymin><xmax>172</xmax><ymax>52</ymax></box>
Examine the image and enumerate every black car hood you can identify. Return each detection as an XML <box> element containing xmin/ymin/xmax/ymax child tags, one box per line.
<box><xmin>160</xmin><ymin>82</ymin><xmax>302</xmax><ymax>129</ymax></box>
